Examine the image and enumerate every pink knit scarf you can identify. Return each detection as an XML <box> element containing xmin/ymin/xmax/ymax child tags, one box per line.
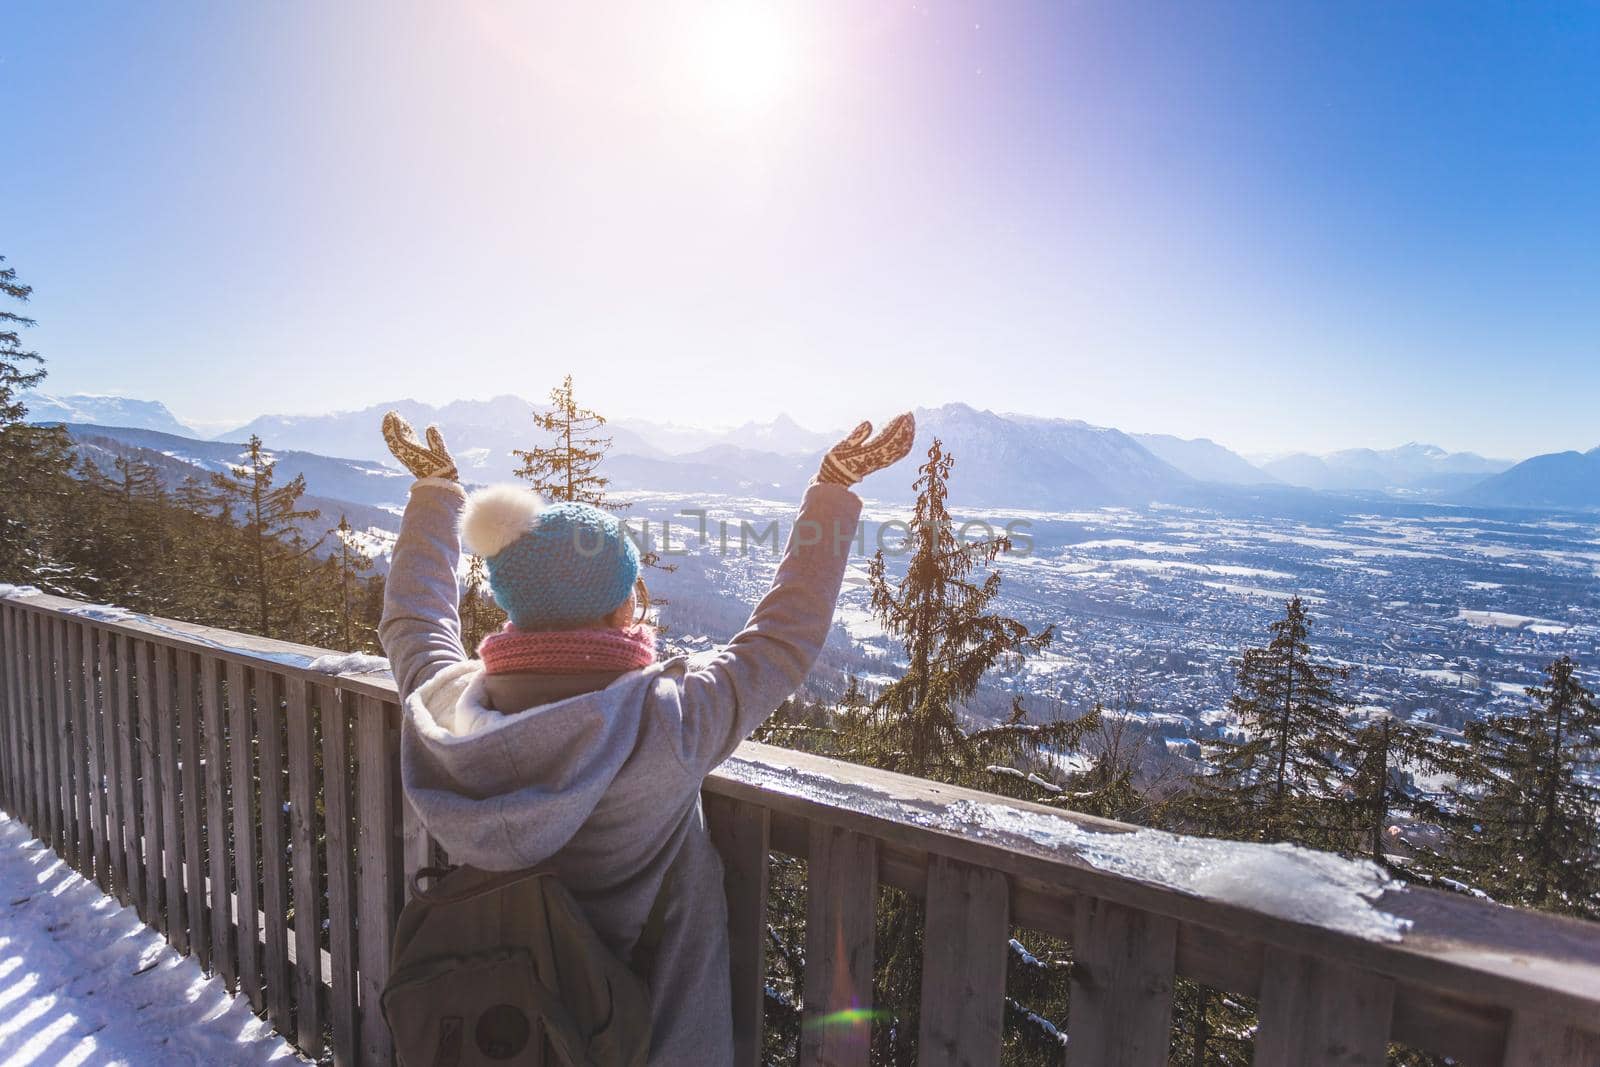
<box><xmin>477</xmin><ymin>623</ymin><xmax>658</xmax><ymax>676</ymax></box>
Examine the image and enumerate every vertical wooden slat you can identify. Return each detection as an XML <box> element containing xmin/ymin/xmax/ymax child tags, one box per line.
<box><xmin>321</xmin><ymin>684</ymin><xmax>358</xmax><ymax>1067</ymax></box>
<box><xmin>26</xmin><ymin>610</ymin><xmax>45</xmax><ymax>833</ymax></box>
<box><xmin>801</xmin><ymin>824</ymin><xmax>878</xmax><ymax>1067</ymax></box>
<box><xmin>115</xmin><ymin>633</ymin><xmax>145</xmax><ymax>914</ymax></box>
<box><xmin>31</xmin><ymin>611</ymin><xmax>56</xmax><ymax>848</ymax></box>
<box><xmin>1254</xmin><ymin>948</ymin><xmax>1395</xmax><ymax>1067</ymax></box>
<box><xmin>136</xmin><ymin>639</ymin><xmax>166</xmax><ymax>924</ymax></box>
<box><xmin>3</xmin><ymin>605</ymin><xmax>26</xmax><ymax>819</ymax></box>
<box><xmin>258</xmin><ymin>672</ymin><xmax>292</xmax><ymax>1036</ymax></box>
<box><xmin>69</xmin><ymin>623</ymin><xmax>91</xmax><ymax>880</ymax></box>
<box><xmin>1067</xmin><ymin>896</ymin><xmax>1178</xmax><ymax>1067</ymax></box>
<box><xmin>1503</xmin><ymin>1011</ymin><xmax>1600</xmax><ymax>1066</ymax></box>
<box><xmin>81</xmin><ymin>624</ymin><xmax>110</xmax><ymax>894</ymax></box>
<box><xmin>1</xmin><ymin>606</ymin><xmax>23</xmax><ymax>821</ymax></box>
<box><xmin>178</xmin><ymin>650</ymin><xmax>210</xmax><ymax>970</ymax></box>
<box><xmin>0</xmin><ymin>606</ymin><xmax>15</xmax><ymax>813</ymax></box>
<box><xmin>707</xmin><ymin>795</ymin><xmax>771</xmax><ymax>1067</ymax></box>
<box><xmin>0</xmin><ymin>604</ymin><xmax>18</xmax><ymax>812</ymax></box>
<box><xmin>285</xmin><ymin>675</ymin><xmax>323</xmax><ymax>1056</ymax></box>
<box><xmin>100</xmin><ymin>628</ymin><xmax>129</xmax><ymax>901</ymax></box>
<box><xmin>227</xmin><ymin>659</ymin><xmax>263</xmax><ymax>1011</ymax></box>
<box><xmin>918</xmin><ymin>856</ymin><xmax>1010</xmax><ymax>1067</ymax></box>
<box><xmin>52</xmin><ymin>618</ymin><xmax>78</xmax><ymax>866</ymax></box>
<box><xmin>356</xmin><ymin>693</ymin><xmax>400</xmax><ymax>1067</ymax></box>
<box><xmin>156</xmin><ymin>643</ymin><xmax>188</xmax><ymax>954</ymax></box>
<box><xmin>202</xmin><ymin>656</ymin><xmax>236</xmax><ymax>989</ymax></box>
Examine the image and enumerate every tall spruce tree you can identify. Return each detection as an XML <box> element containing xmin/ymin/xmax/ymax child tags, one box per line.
<box><xmin>1446</xmin><ymin>656</ymin><xmax>1600</xmax><ymax>918</ymax></box>
<box><xmin>331</xmin><ymin>515</ymin><xmax>376</xmax><ymax>650</ymax></box>
<box><xmin>1194</xmin><ymin>596</ymin><xmax>1354</xmax><ymax>849</ymax></box>
<box><xmin>850</xmin><ymin>438</ymin><xmax>1089</xmax><ymax>784</ymax></box>
<box><xmin>0</xmin><ymin>256</ymin><xmax>73</xmax><ymax>582</ymax></box>
<box><xmin>204</xmin><ymin>434</ymin><xmax>322</xmax><ymax>638</ymax></box>
<box><xmin>1346</xmin><ymin>711</ymin><xmax>1467</xmax><ymax>866</ymax></box>
<box><xmin>513</xmin><ymin>375</ymin><xmax>619</xmax><ymax>507</ymax></box>
<box><xmin>460</xmin><ymin>553</ymin><xmax>506</xmax><ymax>651</ymax></box>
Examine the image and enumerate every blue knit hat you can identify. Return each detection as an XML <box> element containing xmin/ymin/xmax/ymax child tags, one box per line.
<box><xmin>459</xmin><ymin>485</ymin><xmax>639</xmax><ymax>629</ymax></box>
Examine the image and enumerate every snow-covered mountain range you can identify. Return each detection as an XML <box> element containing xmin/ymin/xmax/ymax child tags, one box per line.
<box><xmin>1255</xmin><ymin>443</ymin><xmax>1512</xmax><ymax>494</ymax></box>
<box><xmin>21</xmin><ymin>393</ymin><xmax>197</xmax><ymax>437</ymax></box>
<box><xmin>29</xmin><ymin>392</ymin><xmax>1600</xmax><ymax>510</ymax></box>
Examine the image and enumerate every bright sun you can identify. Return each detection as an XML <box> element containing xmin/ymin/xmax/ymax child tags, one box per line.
<box><xmin>690</xmin><ymin>5</ymin><xmax>799</xmax><ymax>115</ymax></box>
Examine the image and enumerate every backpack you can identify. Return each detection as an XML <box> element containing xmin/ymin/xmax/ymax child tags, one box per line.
<box><xmin>382</xmin><ymin>864</ymin><xmax>661</xmax><ymax>1067</ymax></box>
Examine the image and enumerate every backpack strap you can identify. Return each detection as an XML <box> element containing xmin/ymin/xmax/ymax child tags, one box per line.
<box><xmin>410</xmin><ymin>864</ymin><xmax>544</xmax><ymax>905</ymax></box>
<box><xmin>631</xmin><ymin>854</ymin><xmax>681</xmax><ymax>979</ymax></box>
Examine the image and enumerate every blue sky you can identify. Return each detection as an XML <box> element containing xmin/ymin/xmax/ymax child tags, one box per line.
<box><xmin>2</xmin><ymin>2</ymin><xmax>1597</xmax><ymax>457</ymax></box>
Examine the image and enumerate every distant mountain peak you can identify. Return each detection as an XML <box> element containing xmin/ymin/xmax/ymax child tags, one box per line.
<box><xmin>22</xmin><ymin>392</ymin><xmax>197</xmax><ymax>437</ymax></box>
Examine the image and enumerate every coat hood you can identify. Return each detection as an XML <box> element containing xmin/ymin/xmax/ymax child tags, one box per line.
<box><xmin>400</xmin><ymin>658</ymin><xmax>669</xmax><ymax>871</ymax></box>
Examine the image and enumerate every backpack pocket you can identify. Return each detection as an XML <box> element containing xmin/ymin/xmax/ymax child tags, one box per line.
<box><xmin>384</xmin><ymin>947</ymin><xmax>574</xmax><ymax>1066</ymax></box>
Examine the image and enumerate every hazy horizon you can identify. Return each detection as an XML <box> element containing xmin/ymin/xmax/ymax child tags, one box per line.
<box><xmin>5</xmin><ymin>4</ymin><xmax>1599</xmax><ymax>458</ymax></box>
<box><xmin>24</xmin><ymin>384</ymin><xmax>1569</xmax><ymax>464</ymax></box>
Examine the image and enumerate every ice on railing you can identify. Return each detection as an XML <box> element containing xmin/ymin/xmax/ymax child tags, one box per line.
<box><xmin>307</xmin><ymin>652</ymin><xmax>392</xmax><ymax>676</ymax></box>
<box><xmin>0</xmin><ymin>584</ymin><xmax>43</xmax><ymax>598</ymax></box>
<box><xmin>62</xmin><ymin>603</ymin><xmax>138</xmax><ymax>622</ymax></box>
<box><xmin>722</xmin><ymin>752</ymin><xmax>1413</xmax><ymax>942</ymax></box>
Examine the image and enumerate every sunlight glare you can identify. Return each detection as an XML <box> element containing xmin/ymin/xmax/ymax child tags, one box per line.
<box><xmin>689</xmin><ymin>4</ymin><xmax>799</xmax><ymax>116</ymax></box>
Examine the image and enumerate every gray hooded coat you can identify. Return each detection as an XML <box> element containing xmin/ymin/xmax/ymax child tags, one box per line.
<box><xmin>379</xmin><ymin>478</ymin><xmax>862</xmax><ymax>1066</ymax></box>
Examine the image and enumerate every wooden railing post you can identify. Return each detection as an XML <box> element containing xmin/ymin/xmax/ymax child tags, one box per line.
<box><xmin>917</xmin><ymin>856</ymin><xmax>1010</xmax><ymax>1067</ymax></box>
<box><xmin>355</xmin><ymin>693</ymin><xmax>401</xmax><ymax>1067</ymax></box>
<box><xmin>68</xmin><ymin>622</ymin><xmax>91</xmax><ymax>880</ymax></box>
<box><xmin>53</xmin><ymin>618</ymin><xmax>78</xmax><ymax>868</ymax></box>
<box><xmin>707</xmin><ymin>795</ymin><xmax>771</xmax><ymax>1067</ymax></box>
<box><xmin>82</xmin><ymin>625</ymin><xmax>111</xmax><ymax>895</ymax></box>
<box><xmin>801</xmin><ymin>824</ymin><xmax>878</xmax><ymax>1067</ymax></box>
<box><xmin>258</xmin><ymin>672</ymin><xmax>292</xmax><ymax>1035</ymax></box>
<box><xmin>285</xmin><ymin>675</ymin><xmax>324</xmax><ymax>1057</ymax></box>
<box><xmin>227</xmin><ymin>660</ymin><xmax>263</xmax><ymax>1011</ymax></box>
<box><xmin>176</xmin><ymin>649</ymin><xmax>209</xmax><ymax>969</ymax></box>
<box><xmin>1254</xmin><ymin>948</ymin><xmax>1394</xmax><ymax>1067</ymax></box>
<box><xmin>0</xmin><ymin>605</ymin><xmax>17</xmax><ymax>815</ymax></box>
<box><xmin>155</xmin><ymin>642</ymin><xmax>188</xmax><ymax>955</ymax></box>
<box><xmin>1066</xmin><ymin>896</ymin><xmax>1178</xmax><ymax>1067</ymax></box>
<box><xmin>201</xmin><ymin>654</ymin><xmax>237</xmax><ymax>990</ymax></box>
<box><xmin>135</xmin><ymin>639</ymin><xmax>167</xmax><ymax>925</ymax></box>
<box><xmin>321</xmin><ymin>684</ymin><xmax>360</xmax><ymax>1067</ymax></box>
<box><xmin>114</xmin><ymin>632</ymin><xmax>142</xmax><ymax>911</ymax></box>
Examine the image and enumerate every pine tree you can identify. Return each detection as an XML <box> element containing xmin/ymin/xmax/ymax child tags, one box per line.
<box><xmin>513</xmin><ymin>375</ymin><xmax>619</xmax><ymax>507</ymax></box>
<box><xmin>1193</xmin><ymin>597</ymin><xmax>1354</xmax><ymax>849</ymax></box>
<box><xmin>1446</xmin><ymin>656</ymin><xmax>1600</xmax><ymax>918</ymax></box>
<box><xmin>204</xmin><ymin>435</ymin><xmax>323</xmax><ymax>638</ymax></box>
<box><xmin>853</xmin><ymin>438</ymin><xmax>1089</xmax><ymax>785</ymax></box>
<box><xmin>332</xmin><ymin>515</ymin><xmax>376</xmax><ymax>650</ymax></box>
<box><xmin>0</xmin><ymin>256</ymin><xmax>73</xmax><ymax>582</ymax></box>
<box><xmin>512</xmin><ymin>373</ymin><xmax>671</xmax><ymax>588</ymax></box>
<box><xmin>460</xmin><ymin>553</ymin><xmax>506</xmax><ymax>651</ymax></box>
<box><xmin>1345</xmin><ymin>711</ymin><xmax>1466</xmax><ymax>866</ymax></box>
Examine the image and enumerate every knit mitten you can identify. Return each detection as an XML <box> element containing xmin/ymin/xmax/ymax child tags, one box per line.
<box><xmin>816</xmin><ymin>412</ymin><xmax>916</xmax><ymax>487</ymax></box>
<box><xmin>382</xmin><ymin>411</ymin><xmax>458</xmax><ymax>481</ymax></box>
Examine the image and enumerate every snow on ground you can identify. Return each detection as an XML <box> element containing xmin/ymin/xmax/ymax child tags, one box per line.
<box><xmin>0</xmin><ymin>813</ymin><xmax>301</xmax><ymax>1066</ymax></box>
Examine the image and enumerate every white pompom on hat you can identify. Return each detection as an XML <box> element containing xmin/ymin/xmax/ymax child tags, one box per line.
<box><xmin>460</xmin><ymin>484</ymin><xmax>546</xmax><ymax>558</ymax></box>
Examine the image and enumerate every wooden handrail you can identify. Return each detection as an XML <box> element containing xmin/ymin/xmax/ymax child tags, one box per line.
<box><xmin>1</xmin><ymin>590</ymin><xmax>1597</xmax><ymax>1066</ymax></box>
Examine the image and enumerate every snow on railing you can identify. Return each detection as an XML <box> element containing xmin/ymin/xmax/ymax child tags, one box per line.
<box><xmin>2</xmin><ymin>589</ymin><xmax>1598</xmax><ymax>1067</ymax></box>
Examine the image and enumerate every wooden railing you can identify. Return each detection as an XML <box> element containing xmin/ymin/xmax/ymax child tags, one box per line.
<box><xmin>1</xmin><ymin>590</ymin><xmax>1597</xmax><ymax>1066</ymax></box>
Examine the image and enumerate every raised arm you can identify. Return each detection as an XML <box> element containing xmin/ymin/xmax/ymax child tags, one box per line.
<box><xmin>377</xmin><ymin>412</ymin><xmax>470</xmax><ymax>700</ymax></box>
<box><xmin>671</xmin><ymin>413</ymin><xmax>914</xmax><ymax>772</ymax></box>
